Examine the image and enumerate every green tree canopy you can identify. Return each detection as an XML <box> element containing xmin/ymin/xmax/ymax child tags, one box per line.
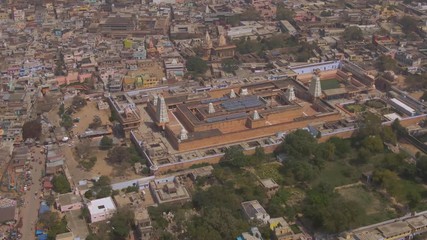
<box><xmin>110</xmin><ymin>208</ymin><xmax>135</xmax><ymax>240</ymax></box>
<box><xmin>376</xmin><ymin>55</ymin><xmax>398</xmax><ymax>72</ymax></box>
<box><xmin>343</xmin><ymin>26</ymin><xmax>363</xmax><ymax>41</ymax></box>
<box><xmin>61</xmin><ymin>114</ymin><xmax>73</xmax><ymax>130</ymax></box>
<box><xmin>100</xmin><ymin>136</ymin><xmax>113</xmax><ymax>150</ymax></box>
<box><xmin>276</xmin><ymin>3</ymin><xmax>295</xmax><ymax>21</ymax></box>
<box><xmin>361</xmin><ymin>135</ymin><xmax>384</xmax><ymax>153</ymax></box>
<box><xmin>22</xmin><ymin>120</ymin><xmax>42</xmax><ymax>140</ymax></box>
<box><xmin>71</xmin><ymin>95</ymin><xmax>87</xmax><ymax>110</ymax></box>
<box><xmin>302</xmin><ymin>183</ymin><xmax>365</xmax><ymax>233</ymax></box>
<box><xmin>186</xmin><ymin>57</ymin><xmax>208</xmax><ymax>74</ymax></box>
<box><xmin>279</xmin><ymin>129</ymin><xmax>317</xmax><ymax>159</ymax></box>
<box><xmin>240</xmin><ymin>7</ymin><xmax>261</xmax><ymax>21</ymax></box>
<box><xmin>52</xmin><ymin>174</ymin><xmax>71</xmax><ymax>194</ymax></box>
<box><xmin>221</xmin><ymin>146</ymin><xmax>251</xmax><ymax>168</ymax></box>
<box><xmin>399</xmin><ymin>15</ymin><xmax>418</xmax><ymax>34</ymax></box>
<box><xmin>221</xmin><ymin>58</ymin><xmax>240</xmax><ymax>73</ymax></box>
<box><xmin>89</xmin><ymin>116</ymin><xmax>102</xmax><ymax>129</ymax></box>
<box><xmin>107</xmin><ymin>146</ymin><xmax>132</xmax><ymax>165</ymax></box>
<box><xmin>416</xmin><ymin>156</ymin><xmax>427</xmax><ymax>182</ymax></box>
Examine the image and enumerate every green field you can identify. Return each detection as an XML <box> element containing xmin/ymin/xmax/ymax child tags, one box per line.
<box><xmin>321</xmin><ymin>79</ymin><xmax>341</xmax><ymax>90</ymax></box>
<box><xmin>255</xmin><ymin>162</ymin><xmax>284</xmax><ymax>185</ymax></box>
<box><xmin>344</xmin><ymin>103</ymin><xmax>365</xmax><ymax>113</ymax></box>
<box><xmin>311</xmin><ymin>161</ymin><xmax>361</xmax><ymax>187</ymax></box>
<box><xmin>338</xmin><ymin>186</ymin><xmax>397</xmax><ymax>224</ymax></box>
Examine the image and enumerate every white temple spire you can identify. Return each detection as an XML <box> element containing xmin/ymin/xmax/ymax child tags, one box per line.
<box><xmin>253</xmin><ymin>110</ymin><xmax>260</xmax><ymax>120</ymax></box>
<box><xmin>309</xmin><ymin>74</ymin><xmax>322</xmax><ymax>98</ymax></box>
<box><xmin>180</xmin><ymin>128</ymin><xmax>188</xmax><ymax>140</ymax></box>
<box><xmin>153</xmin><ymin>94</ymin><xmax>158</xmax><ymax>106</ymax></box>
<box><xmin>285</xmin><ymin>86</ymin><xmax>296</xmax><ymax>101</ymax></box>
<box><xmin>230</xmin><ymin>89</ymin><xmax>236</xmax><ymax>98</ymax></box>
<box><xmin>208</xmin><ymin>102</ymin><xmax>215</xmax><ymax>114</ymax></box>
<box><xmin>156</xmin><ymin>95</ymin><xmax>169</xmax><ymax>124</ymax></box>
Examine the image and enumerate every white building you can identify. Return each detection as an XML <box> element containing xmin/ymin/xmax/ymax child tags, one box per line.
<box><xmin>241</xmin><ymin>200</ymin><xmax>270</xmax><ymax>224</ymax></box>
<box><xmin>87</xmin><ymin>197</ymin><xmax>117</xmax><ymax>223</ymax></box>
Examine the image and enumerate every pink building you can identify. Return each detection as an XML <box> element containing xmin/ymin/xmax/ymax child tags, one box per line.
<box><xmin>251</xmin><ymin>0</ymin><xmax>276</xmax><ymax>19</ymax></box>
<box><xmin>78</xmin><ymin>73</ymin><xmax>92</xmax><ymax>82</ymax></box>
<box><xmin>56</xmin><ymin>76</ymin><xmax>67</xmax><ymax>86</ymax></box>
<box><xmin>66</xmin><ymin>72</ymin><xmax>79</xmax><ymax>85</ymax></box>
<box><xmin>56</xmin><ymin>72</ymin><xmax>89</xmax><ymax>86</ymax></box>
<box><xmin>56</xmin><ymin>193</ymin><xmax>83</xmax><ymax>212</ymax></box>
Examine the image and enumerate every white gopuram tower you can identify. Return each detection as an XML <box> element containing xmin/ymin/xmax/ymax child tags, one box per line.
<box><xmin>284</xmin><ymin>86</ymin><xmax>296</xmax><ymax>102</ymax></box>
<box><xmin>309</xmin><ymin>73</ymin><xmax>322</xmax><ymax>98</ymax></box>
<box><xmin>230</xmin><ymin>89</ymin><xmax>236</xmax><ymax>98</ymax></box>
<box><xmin>253</xmin><ymin>110</ymin><xmax>260</xmax><ymax>120</ymax></box>
<box><xmin>152</xmin><ymin>94</ymin><xmax>158</xmax><ymax>106</ymax></box>
<box><xmin>208</xmin><ymin>102</ymin><xmax>215</xmax><ymax>114</ymax></box>
<box><xmin>156</xmin><ymin>95</ymin><xmax>169</xmax><ymax>128</ymax></box>
<box><xmin>179</xmin><ymin>128</ymin><xmax>188</xmax><ymax>140</ymax></box>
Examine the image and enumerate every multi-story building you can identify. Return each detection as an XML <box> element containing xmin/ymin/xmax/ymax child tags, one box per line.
<box><xmin>87</xmin><ymin>197</ymin><xmax>117</xmax><ymax>223</ymax></box>
<box><xmin>108</xmin><ymin>93</ymin><xmax>141</xmax><ymax>131</ymax></box>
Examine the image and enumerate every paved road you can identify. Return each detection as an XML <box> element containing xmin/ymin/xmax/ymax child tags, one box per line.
<box><xmin>20</xmin><ymin>146</ymin><xmax>45</xmax><ymax>240</ymax></box>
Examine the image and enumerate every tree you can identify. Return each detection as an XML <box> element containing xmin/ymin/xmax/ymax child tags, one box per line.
<box><xmin>94</xmin><ymin>176</ymin><xmax>112</xmax><ymax>199</ymax></box>
<box><xmin>327</xmin><ymin>137</ymin><xmax>351</xmax><ymax>158</ymax></box>
<box><xmin>52</xmin><ymin>174</ymin><xmax>71</xmax><ymax>194</ymax></box>
<box><xmin>320</xmin><ymin>10</ymin><xmax>332</xmax><ymax>17</ymax></box>
<box><xmin>391</xmin><ymin>119</ymin><xmax>407</xmax><ymax>138</ymax></box>
<box><xmin>107</xmin><ymin>146</ymin><xmax>132</xmax><ymax>165</ymax></box>
<box><xmin>221</xmin><ymin>146</ymin><xmax>250</xmax><ymax>168</ymax></box>
<box><xmin>54</xmin><ymin>51</ymin><xmax>66</xmax><ymax>76</ymax></box>
<box><xmin>381</xmin><ymin>126</ymin><xmax>397</xmax><ymax>145</ymax></box>
<box><xmin>84</xmin><ymin>190</ymin><xmax>94</xmax><ymax>199</ymax></box>
<box><xmin>357</xmin><ymin>112</ymin><xmax>382</xmax><ymax>138</ymax></box>
<box><xmin>254</xmin><ymin>146</ymin><xmax>266</xmax><ymax>162</ymax></box>
<box><xmin>276</xmin><ymin>3</ymin><xmax>295</xmax><ymax>21</ymax></box>
<box><xmin>361</xmin><ymin>135</ymin><xmax>384</xmax><ymax>153</ymax></box>
<box><xmin>95</xmin><ymin>175</ymin><xmax>111</xmax><ymax>187</ymax></box>
<box><xmin>39</xmin><ymin>212</ymin><xmax>68</xmax><ymax>240</ymax></box>
<box><xmin>61</xmin><ymin>114</ymin><xmax>73</xmax><ymax>130</ymax></box>
<box><xmin>88</xmin><ymin>116</ymin><xmax>102</xmax><ymax>129</ymax></box>
<box><xmin>278</xmin><ymin>129</ymin><xmax>317</xmax><ymax>159</ymax></box>
<box><xmin>22</xmin><ymin>120</ymin><xmax>42</xmax><ymax>140</ymax></box>
<box><xmin>302</xmin><ymin>183</ymin><xmax>365</xmax><ymax>233</ymax></box>
<box><xmin>399</xmin><ymin>15</ymin><xmax>418</xmax><ymax>34</ymax></box>
<box><xmin>71</xmin><ymin>95</ymin><xmax>87</xmax><ymax>110</ymax></box>
<box><xmin>186</xmin><ymin>57</ymin><xmax>208</xmax><ymax>74</ymax></box>
<box><xmin>406</xmin><ymin>73</ymin><xmax>427</xmax><ymax>90</ymax></box>
<box><xmin>343</xmin><ymin>26</ymin><xmax>363</xmax><ymax>41</ymax></box>
<box><xmin>376</xmin><ymin>55</ymin><xmax>398</xmax><ymax>72</ymax></box>
<box><xmin>221</xmin><ymin>58</ymin><xmax>240</xmax><ymax>73</ymax></box>
<box><xmin>315</xmin><ymin>142</ymin><xmax>336</xmax><ymax>161</ymax></box>
<box><xmin>81</xmin><ymin>156</ymin><xmax>97</xmax><ymax>171</ymax></box>
<box><xmin>240</xmin><ymin>7</ymin><xmax>261</xmax><ymax>21</ymax></box>
<box><xmin>110</xmin><ymin>208</ymin><xmax>135</xmax><ymax>240</ymax></box>
<box><xmin>100</xmin><ymin>136</ymin><xmax>113</xmax><ymax>150</ymax></box>
<box><xmin>416</xmin><ymin>156</ymin><xmax>427</xmax><ymax>182</ymax></box>
<box><xmin>76</xmin><ymin>139</ymin><xmax>91</xmax><ymax>158</ymax></box>
<box><xmin>58</xmin><ymin>103</ymin><xmax>65</xmax><ymax>116</ymax></box>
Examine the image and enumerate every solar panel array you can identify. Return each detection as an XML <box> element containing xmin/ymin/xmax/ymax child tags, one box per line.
<box><xmin>206</xmin><ymin>112</ymin><xmax>247</xmax><ymax>123</ymax></box>
<box><xmin>220</xmin><ymin>96</ymin><xmax>262</xmax><ymax>112</ymax></box>
<box><xmin>201</xmin><ymin>96</ymin><xmax>229</xmax><ymax>104</ymax></box>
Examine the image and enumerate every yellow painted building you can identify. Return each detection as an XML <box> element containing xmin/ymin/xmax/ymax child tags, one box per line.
<box><xmin>123</xmin><ymin>71</ymin><xmax>159</xmax><ymax>90</ymax></box>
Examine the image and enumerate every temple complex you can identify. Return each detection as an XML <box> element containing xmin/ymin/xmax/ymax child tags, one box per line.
<box><xmin>202</xmin><ymin>31</ymin><xmax>236</xmax><ymax>61</ymax></box>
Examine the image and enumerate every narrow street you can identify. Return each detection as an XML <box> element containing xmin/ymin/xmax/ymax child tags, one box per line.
<box><xmin>20</xmin><ymin>146</ymin><xmax>45</xmax><ymax>240</ymax></box>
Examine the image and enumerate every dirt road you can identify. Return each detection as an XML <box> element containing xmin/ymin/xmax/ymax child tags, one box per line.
<box><xmin>20</xmin><ymin>146</ymin><xmax>45</xmax><ymax>240</ymax></box>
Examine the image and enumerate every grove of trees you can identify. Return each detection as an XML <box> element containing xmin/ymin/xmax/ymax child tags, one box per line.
<box><xmin>343</xmin><ymin>26</ymin><xmax>363</xmax><ymax>41</ymax></box>
<box><xmin>186</xmin><ymin>57</ymin><xmax>208</xmax><ymax>74</ymax></box>
<box><xmin>22</xmin><ymin>120</ymin><xmax>42</xmax><ymax>140</ymax></box>
<box><xmin>52</xmin><ymin>174</ymin><xmax>71</xmax><ymax>194</ymax></box>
